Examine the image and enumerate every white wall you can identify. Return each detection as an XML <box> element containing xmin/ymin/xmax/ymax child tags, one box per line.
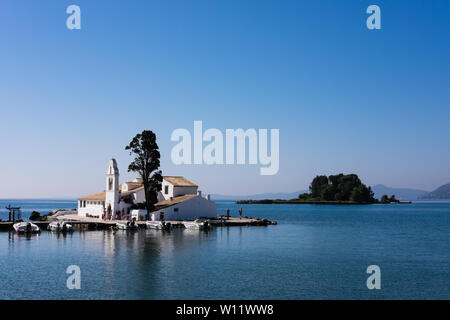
<box><xmin>131</xmin><ymin>209</ymin><xmax>147</xmax><ymax>220</ymax></box>
<box><xmin>173</xmin><ymin>186</ymin><xmax>198</xmax><ymax>197</ymax></box>
<box><xmin>134</xmin><ymin>189</ymin><xmax>146</xmax><ymax>203</ymax></box>
<box><xmin>157</xmin><ymin>191</ymin><xmax>165</xmax><ymax>202</ymax></box>
<box><xmin>160</xmin><ymin>180</ymin><xmax>198</xmax><ymax>200</ymax></box>
<box><xmin>78</xmin><ymin>201</ymin><xmax>104</xmax><ymax>218</ymax></box>
<box><xmin>117</xmin><ymin>201</ymin><xmax>132</xmax><ymax>217</ymax></box>
<box><xmin>150</xmin><ymin>195</ymin><xmax>217</xmax><ymax>221</ymax></box>
<box><xmin>161</xmin><ymin>180</ymin><xmax>173</xmax><ymax>199</ymax></box>
<box><xmin>78</xmin><ymin>200</ymin><xmax>133</xmax><ymax>219</ymax></box>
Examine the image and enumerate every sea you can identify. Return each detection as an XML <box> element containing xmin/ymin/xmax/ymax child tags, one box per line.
<box><xmin>0</xmin><ymin>199</ymin><xmax>449</xmax><ymax>299</ymax></box>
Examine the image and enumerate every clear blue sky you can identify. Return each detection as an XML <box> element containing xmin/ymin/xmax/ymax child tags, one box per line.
<box><xmin>0</xmin><ymin>0</ymin><xmax>449</xmax><ymax>198</ymax></box>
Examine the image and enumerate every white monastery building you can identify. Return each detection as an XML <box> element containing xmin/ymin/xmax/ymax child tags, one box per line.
<box><xmin>78</xmin><ymin>159</ymin><xmax>217</xmax><ymax>221</ymax></box>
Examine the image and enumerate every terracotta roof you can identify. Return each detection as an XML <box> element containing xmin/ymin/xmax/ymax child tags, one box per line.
<box><xmin>125</xmin><ymin>182</ymin><xmax>143</xmax><ymax>187</ymax></box>
<box><xmin>121</xmin><ymin>186</ymin><xmax>144</xmax><ymax>197</ymax></box>
<box><xmin>163</xmin><ymin>176</ymin><xmax>198</xmax><ymax>187</ymax></box>
<box><xmin>79</xmin><ymin>184</ymin><xmax>144</xmax><ymax>201</ymax></box>
<box><xmin>79</xmin><ymin>177</ymin><xmax>197</xmax><ymax>201</ymax></box>
<box><xmin>120</xmin><ymin>182</ymin><xmax>143</xmax><ymax>192</ymax></box>
<box><xmin>78</xmin><ymin>192</ymin><xmax>106</xmax><ymax>201</ymax></box>
<box><xmin>154</xmin><ymin>194</ymin><xmax>198</xmax><ymax>209</ymax></box>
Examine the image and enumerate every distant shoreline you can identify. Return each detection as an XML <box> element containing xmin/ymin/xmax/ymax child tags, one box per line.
<box><xmin>236</xmin><ymin>199</ymin><xmax>412</xmax><ymax>205</ymax></box>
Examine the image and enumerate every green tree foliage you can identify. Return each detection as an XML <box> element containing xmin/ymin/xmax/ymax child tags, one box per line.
<box><xmin>310</xmin><ymin>175</ymin><xmax>329</xmax><ymax>198</ymax></box>
<box><xmin>298</xmin><ymin>193</ymin><xmax>310</xmax><ymax>200</ymax></box>
<box><xmin>380</xmin><ymin>194</ymin><xmax>398</xmax><ymax>203</ymax></box>
<box><xmin>380</xmin><ymin>195</ymin><xmax>390</xmax><ymax>203</ymax></box>
<box><xmin>299</xmin><ymin>174</ymin><xmax>376</xmax><ymax>203</ymax></box>
<box><xmin>125</xmin><ymin>130</ymin><xmax>163</xmax><ymax>213</ymax></box>
<box><xmin>389</xmin><ymin>195</ymin><xmax>398</xmax><ymax>203</ymax></box>
<box><xmin>350</xmin><ymin>184</ymin><xmax>375</xmax><ymax>203</ymax></box>
<box><xmin>321</xmin><ymin>184</ymin><xmax>337</xmax><ymax>201</ymax></box>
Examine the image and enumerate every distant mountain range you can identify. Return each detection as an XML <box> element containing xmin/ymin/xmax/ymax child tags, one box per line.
<box><xmin>212</xmin><ymin>184</ymin><xmax>437</xmax><ymax>201</ymax></box>
<box><xmin>371</xmin><ymin>184</ymin><xmax>428</xmax><ymax>201</ymax></box>
<box><xmin>419</xmin><ymin>183</ymin><xmax>450</xmax><ymax>200</ymax></box>
<box><xmin>211</xmin><ymin>190</ymin><xmax>308</xmax><ymax>201</ymax></box>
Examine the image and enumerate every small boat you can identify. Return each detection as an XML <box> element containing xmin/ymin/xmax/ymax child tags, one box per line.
<box><xmin>146</xmin><ymin>221</ymin><xmax>171</xmax><ymax>230</ymax></box>
<box><xmin>13</xmin><ymin>222</ymin><xmax>40</xmax><ymax>234</ymax></box>
<box><xmin>116</xmin><ymin>220</ymin><xmax>138</xmax><ymax>230</ymax></box>
<box><xmin>47</xmin><ymin>221</ymin><xmax>73</xmax><ymax>232</ymax></box>
<box><xmin>183</xmin><ymin>219</ymin><xmax>209</xmax><ymax>230</ymax></box>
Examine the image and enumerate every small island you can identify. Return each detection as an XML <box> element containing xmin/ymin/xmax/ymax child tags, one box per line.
<box><xmin>237</xmin><ymin>174</ymin><xmax>410</xmax><ymax>204</ymax></box>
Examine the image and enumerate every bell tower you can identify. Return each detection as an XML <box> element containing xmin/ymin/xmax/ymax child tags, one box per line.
<box><xmin>105</xmin><ymin>158</ymin><xmax>120</xmax><ymax>218</ymax></box>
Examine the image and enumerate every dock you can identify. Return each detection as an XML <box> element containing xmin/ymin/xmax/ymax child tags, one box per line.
<box><xmin>0</xmin><ymin>214</ymin><xmax>276</xmax><ymax>232</ymax></box>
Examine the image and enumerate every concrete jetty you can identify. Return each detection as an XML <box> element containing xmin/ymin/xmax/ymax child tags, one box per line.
<box><xmin>0</xmin><ymin>214</ymin><xmax>276</xmax><ymax>232</ymax></box>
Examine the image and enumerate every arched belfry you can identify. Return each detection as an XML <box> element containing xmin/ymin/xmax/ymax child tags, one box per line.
<box><xmin>105</xmin><ymin>158</ymin><xmax>120</xmax><ymax>218</ymax></box>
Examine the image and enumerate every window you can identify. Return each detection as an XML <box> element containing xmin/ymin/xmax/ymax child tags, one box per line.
<box><xmin>164</xmin><ymin>185</ymin><xmax>169</xmax><ymax>194</ymax></box>
<box><xmin>174</xmin><ymin>208</ymin><xmax>179</xmax><ymax>212</ymax></box>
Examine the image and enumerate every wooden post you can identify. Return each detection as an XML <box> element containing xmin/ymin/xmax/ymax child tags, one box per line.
<box><xmin>6</xmin><ymin>204</ymin><xmax>11</xmax><ymax>221</ymax></box>
<box><xmin>5</xmin><ymin>205</ymin><xmax>20</xmax><ymax>222</ymax></box>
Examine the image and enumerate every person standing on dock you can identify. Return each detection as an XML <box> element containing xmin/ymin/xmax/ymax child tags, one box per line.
<box><xmin>239</xmin><ymin>208</ymin><xmax>243</xmax><ymax>219</ymax></box>
<box><xmin>226</xmin><ymin>209</ymin><xmax>230</xmax><ymax>220</ymax></box>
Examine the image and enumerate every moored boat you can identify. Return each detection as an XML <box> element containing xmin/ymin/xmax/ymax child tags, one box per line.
<box><xmin>47</xmin><ymin>221</ymin><xmax>73</xmax><ymax>232</ymax></box>
<box><xmin>13</xmin><ymin>222</ymin><xmax>40</xmax><ymax>234</ymax></box>
<box><xmin>183</xmin><ymin>219</ymin><xmax>209</xmax><ymax>230</ymax></box>
<box><xmin>146</xmin><ymin>221</ymin><xmax>172</xmax><ymax>230</ymax></box>
<box><xmin>116</xmin><ymin>220</ymin><xmax>138</xmax><ymax>230</ymax></box>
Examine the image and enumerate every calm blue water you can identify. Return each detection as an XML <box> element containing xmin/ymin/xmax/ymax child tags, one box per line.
<box><xmin>0</xmin><ymin>199</ymin><xmax>77</xmax><ymax>221</ymax></box>
<box><xmin>0</xmin><ymin>200</ymin><xmax>449</xmax><ymax>299</ymax></box>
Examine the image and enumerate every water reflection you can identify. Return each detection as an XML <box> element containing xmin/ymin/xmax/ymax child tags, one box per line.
<box><xmin>47</xmin><ymin>231</ymin><xmax>74</xmax><ymax>240</ymax></box>
<box><xmin>8</xmin><ymin>230</ymin><xmax>40</xmax><ymax>244</ymax></box>
<box><xmin>53</xmin><ymin>228</ymin><xmax>217</xmax><ymax>299</ymax></box>
<box><xmin>2</xmin><ymin>202</ymin><xmax>450</xmax><ymax>299</ymax></box>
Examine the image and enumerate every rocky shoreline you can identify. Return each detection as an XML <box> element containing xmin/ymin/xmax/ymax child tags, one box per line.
<box><xmin>29</xmin><ymin>209</ymin><xmax>77</xmax><ymax>221</ymax></box>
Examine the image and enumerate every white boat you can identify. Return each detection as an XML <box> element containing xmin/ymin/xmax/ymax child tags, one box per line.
<box><xmin>116</xmin><ymin>221</ymin><xmax>138</xmax><ymax>230</ymax></box>
<box><xmin>183</xmin><ymin>219</ymin><xmax>209</xmax><ymax>230</ymax></box>
<box><xmin>13</xmin><ymin>222</ymin><xmax>40</xmax><ymax>233</ymax></box>
<box><xmin>47</xmin><ymin>221</ymin><xmax>73</xmax><ymax>232</ymax></box>
<box><xmin>146</xmin><ymin>221</ymin><xmax>171</xmax><ymax>230</ymax></box>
